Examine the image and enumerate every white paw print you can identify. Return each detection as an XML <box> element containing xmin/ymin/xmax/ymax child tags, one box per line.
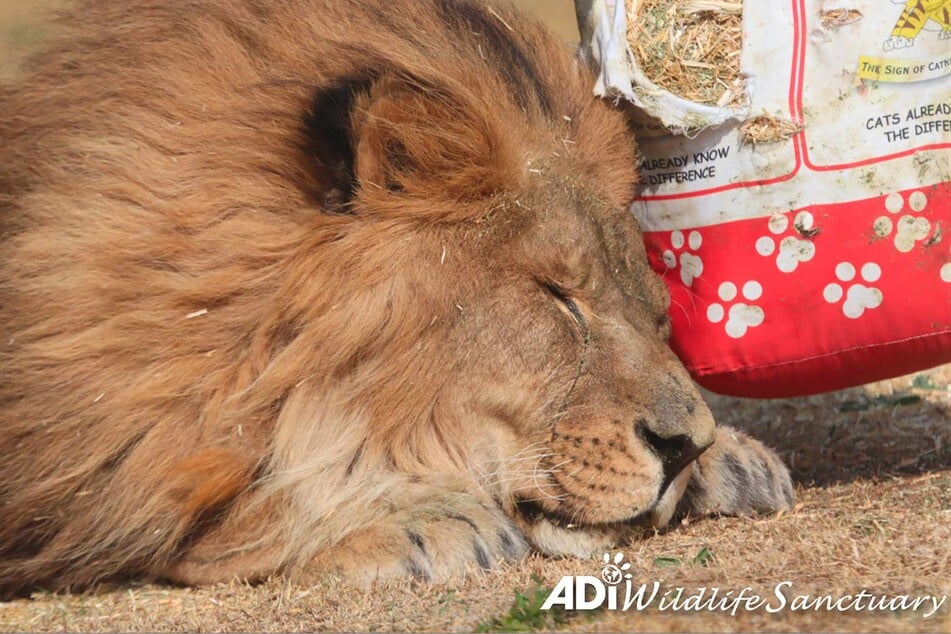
<box><xmin>942</xmin><ymin>262</ymin><xmax>951</xmax><ymax>284</ymax></box>
<box><xmin>662</xmin><ymin>230</ymin><xmax>704</xmax><ymax>287</ymax></box>
<box><xmin>755</xmin><ymin>211</ymin><xmax>816</xmax><ymax>273</ymax></box>
<box><xmin>707</xmin><ymin>280</ymin><xmax>765</xmax><ymax>338</ymax></box>
<box><xmin>823</xmin><ymin>262</ymin><xmax>883</xmax><ymax>319</ymax></box>
<box><xmin>874</xmin><ymin>190</ymin><xmax>932</xmax><ymax>253</ymax></box>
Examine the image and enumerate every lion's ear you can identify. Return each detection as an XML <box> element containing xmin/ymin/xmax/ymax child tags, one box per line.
<box><xmin>304</xmin><ymin>73</ymin><xmax>517</xmax><ymax>216</ymax></box>
<box><xmin>352</xmin><ymin>77</ymin><xmax>518</xmax><ymax>213</ymax></box>
<box><xmin>302</xmin><ymin>75</ymin><xmax>377</xmax><ymax>213</ymax></box>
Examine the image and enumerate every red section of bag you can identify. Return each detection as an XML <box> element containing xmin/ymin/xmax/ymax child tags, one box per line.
<box><xmin>644</xmin><ymin>182</ymin><xmax>951</xmax><ymax>398</ymax></box>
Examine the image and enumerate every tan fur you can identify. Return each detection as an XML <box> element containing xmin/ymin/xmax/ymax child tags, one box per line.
<box><xmin>0</xmin><ymin>0</ymin><xmax>792</xmax><ymax>594</ymax></box>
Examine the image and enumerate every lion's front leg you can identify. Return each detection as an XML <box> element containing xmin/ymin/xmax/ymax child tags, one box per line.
<box><xmin>296</xmin><ymin>490</ymin><xmax>528</xmax><ymax>584</ymax></box>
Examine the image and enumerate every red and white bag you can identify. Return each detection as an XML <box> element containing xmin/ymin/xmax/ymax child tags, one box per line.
<box><xmin>579</xmin><ymin>0</ymin><xmax>950</xmax><ymax>397</ymax></box>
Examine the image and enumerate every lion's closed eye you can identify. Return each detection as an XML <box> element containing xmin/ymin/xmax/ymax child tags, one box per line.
<box><xmin>542</xmin><ymin>281</ymin><xmax>587</xmax><ymax>331</ymax></box>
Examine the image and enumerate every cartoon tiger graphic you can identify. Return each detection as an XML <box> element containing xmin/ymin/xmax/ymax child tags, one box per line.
<box><xmin>884</xmin><ymin>0</ymin><xmax>951</xmax><ymax>50</ymax></box>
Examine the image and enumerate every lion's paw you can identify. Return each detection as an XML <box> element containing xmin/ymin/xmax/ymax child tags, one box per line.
<box><xmin>679</xmin><ymin>425</ymin><xmax>794</xmax><ymax>518</ymax></box>
<box><xmin>301</xmin><ymin>494</ymin><xmax>528</xmax><ymax>584</ymax></box>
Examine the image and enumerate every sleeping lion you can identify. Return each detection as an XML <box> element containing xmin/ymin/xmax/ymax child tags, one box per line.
<box><xmin>0</xmin><ymin>0</ymin><xmax>793</xmax><ymax>595</ymax></box>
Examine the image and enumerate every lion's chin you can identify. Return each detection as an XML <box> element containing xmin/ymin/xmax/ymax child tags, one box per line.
<box><xmin>512</xmin><ymin>504</ymin><xmax>648</xmax><ymax>559</ymax></box>
<box><xmin>511</xmin><ymin>477</ymin><xmax>668</xmax><ymax>526</ymax></box>
<box><xmin>509</xmin><ymin>498</ymin><xmax>657</xmax><ymax>558</ymax></box>
<box><xmin>510</xmin><ymin>467</ymin><xmax>694</xmax><ymax>557</ymax></box>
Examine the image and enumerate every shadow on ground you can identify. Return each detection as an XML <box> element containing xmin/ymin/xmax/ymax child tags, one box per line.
<box><xmin>706</xmin><ymin>367</ymin><xmax>949</xmax><ymax>487</ymax></box>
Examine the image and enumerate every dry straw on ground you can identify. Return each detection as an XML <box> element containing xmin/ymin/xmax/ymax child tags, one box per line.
<box><xmin>625</xmin><ymin>0</ymin><xmax>745</xmax><ymax>107</ymax></box>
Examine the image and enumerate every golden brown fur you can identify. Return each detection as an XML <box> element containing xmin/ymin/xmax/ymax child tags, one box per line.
<box><xmin>0</xmin><ymin>0</ymin><xmax>792</xmax><ymax>594</ymax></box>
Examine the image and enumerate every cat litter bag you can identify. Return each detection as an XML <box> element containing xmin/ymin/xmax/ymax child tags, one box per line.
<box><xmin>577</xmin><ymin>0</ymin><xmax>951</xmax><ymax>397</ymax></box>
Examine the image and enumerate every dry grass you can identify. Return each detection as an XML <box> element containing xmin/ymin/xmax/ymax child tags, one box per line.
<box><xmin>1</xmin><ymin>2</ymin><xmax>949</xmax><ymax>632</ymax></box>
<box><xmin>625</xmin><ymin>0</ymin><xmax>745</xmax><ymax>106</ymax></box>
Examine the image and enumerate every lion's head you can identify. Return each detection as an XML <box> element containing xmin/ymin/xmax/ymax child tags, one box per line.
<box><xmin>286</xmin><ymin>6</ymin><xmax>717</xmax><ymax>555</ymax></box>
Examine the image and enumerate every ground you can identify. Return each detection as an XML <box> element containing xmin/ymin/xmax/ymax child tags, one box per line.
<box><xmin>1</xmin><ymin>1</ymin><xmax>948</xmax><ymax>632</ymax></box>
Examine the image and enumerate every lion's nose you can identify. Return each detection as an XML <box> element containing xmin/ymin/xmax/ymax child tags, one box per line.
<box><xmin>631</xmin><ymin>362</ymin><xmax>716</xmax><ymax>471</ymax></box>
<box><xmin>636</xmin><ymin>420</ymin><xmax>708</xmax><ymax>482</ymax></box>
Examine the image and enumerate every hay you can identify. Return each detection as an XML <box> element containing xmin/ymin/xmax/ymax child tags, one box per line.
<box><xmin>626</xmin><ymin>0</ymin><xmax>745</xmax><ymax>107</ymax></box>
<box><xmin>739</xmin><ymin>113</ymin><xmax>804</xmax><ymax>145</ymax></box>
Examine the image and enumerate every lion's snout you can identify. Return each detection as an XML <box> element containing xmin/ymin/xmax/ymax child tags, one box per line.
<box><xmin>513</xmin><ymin>398</ymin><xmax>717</xmax><ymax>558</ymax></box>
<box><xmin>633</xmin><ymin>361</ymin><xmax>716</xmax><ymax>482</ymax></box>
<box><xmin>534</xmin><ymin>346</ymin><xmax>717</xmax><ymax>527</ymax></box>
